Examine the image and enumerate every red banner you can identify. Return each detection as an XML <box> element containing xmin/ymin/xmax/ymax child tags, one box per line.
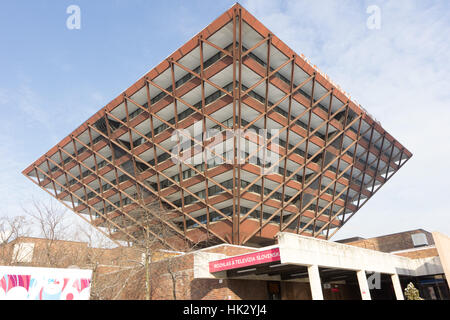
<box><xmin>209</xmin><ymin>248</ymin><xmax>281</xmax><ymax>273</ymax></box>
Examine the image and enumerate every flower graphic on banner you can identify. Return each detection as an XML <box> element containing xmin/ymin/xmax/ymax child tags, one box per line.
<box><xmin>0</xmin><ymin>274</ymin><xmax>91</xmax><ymax>300</ymax></box>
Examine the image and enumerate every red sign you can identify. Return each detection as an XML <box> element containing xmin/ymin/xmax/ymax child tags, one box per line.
<box><xmin>209</xmin><ymin>248</ymin><xmax>281</xmax><ymax>273</ymax></box>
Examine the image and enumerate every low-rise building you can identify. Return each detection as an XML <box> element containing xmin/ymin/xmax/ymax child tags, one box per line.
<box><xmin>144</xmin><ymin>230</ymin><xmax>449</xmax><ymax>300</ymax></box>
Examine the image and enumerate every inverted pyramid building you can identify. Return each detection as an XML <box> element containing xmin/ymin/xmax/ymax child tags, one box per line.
<box><xmin>23</xmin><ymin>4</ymin><xmax>412</xmax><ymax>250</ymax></box>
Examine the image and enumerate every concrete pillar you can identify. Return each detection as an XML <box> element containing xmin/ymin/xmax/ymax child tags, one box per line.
<box><xmin>356</xmin><ymin>270</ymin><xmax>372</xmax><ymax>300</ymax></box>
<box><xmin>391</xmin><ymin>274</ymin><xmax>404</xmax><ymax>300</ymax></box>
<box><xmin>308</xmin><ymin>265</ymin><xmax>323</xmax><ymax>300</ymax></box>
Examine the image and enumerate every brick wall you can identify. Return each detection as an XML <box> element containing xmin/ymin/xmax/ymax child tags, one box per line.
<box><xmin>346</xmin><ymin>229</ymin><xmax>435</xmax><ymax>253</ymax></box>
<box><xmin>0</xmin><ymin>237</ymin><xmax>142</xmax><ymax>268</ymax></box>
<box><xmin>394</xmin><ymin>247</ymin><xmax>439</xmax><ymax>259</ymax></box>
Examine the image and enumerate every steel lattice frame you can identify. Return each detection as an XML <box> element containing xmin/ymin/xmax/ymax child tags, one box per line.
<box><xmin>23</xmin><ymin>4</ymin><xmax>412</xmax><ymax>249</ymax></box>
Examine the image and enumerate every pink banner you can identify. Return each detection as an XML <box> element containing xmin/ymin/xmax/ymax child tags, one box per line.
<box><xmin>0</xmin><ymin>274</ymin><xmax>91</xmax><ymax>300</ymax></box>
<box><xmin>0</xmin><ymin>267</ymin><xmax>92</xmax><ymax>300</ymax></box>
<box><xmin>209</xmin><ymin>248</ymin><xmax>281</xmax><ymax>273</ymax></box>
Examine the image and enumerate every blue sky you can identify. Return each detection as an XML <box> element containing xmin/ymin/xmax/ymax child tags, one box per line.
<box><xmin>0</xmin><ymin>0</ymin><xmax>449</xmax><ymax>241</ymax></box>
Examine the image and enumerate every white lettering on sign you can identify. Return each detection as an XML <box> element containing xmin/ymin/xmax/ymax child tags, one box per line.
<box><xmin>209</xmin><ymin>248</ymin><xmax>280</xmax><ymax>273</ymax></box>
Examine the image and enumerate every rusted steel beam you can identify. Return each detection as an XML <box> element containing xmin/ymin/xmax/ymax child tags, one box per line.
<box><xmin>145</xmin><ymin>79</ymin><xmax>164</xmax><ymax>211</ymax></box>
<box><xmin>23</xmin><ymin>172</ymin><xmax>123</xmax><ymax>247</ymax></box>
<box><xmin>104</xmin><ymin>109</ymin><xmax>233</xmax><ymax>201</ymax></box>
<box><xmin>86</xmin><ymin>121</ymin><xmax>230</xmax><ymax>244</ymax></box>
<box><xmin>296</xmin><ymin>73</ymin><xmax>317</xmax><ymax>234</ymax></box>
<box><xmin>239</xmin><ymin>95</ymin><xmax>351</xmax><ymax>203</ymax></box>
<box><xmin>328</xmin><ymin>150</ymin><xmax>410</xmax><ymax>239</ymax></box>
<box><xmin>280</xmin><ymin>55</ymin><xmax>296</xmax><ymax>230</ymax></box>
<box><xmin>170</xmin><ymin>58</ymin><xmax>188</xmax><ymax>238</ymax></box>
<box><xmin>231</xmin><ymin>8</ymin><xmax>238</xmax><ymax>244</ymax></box>
<box><xmin>257</xmin><ymin>34</ymin><xmax>272</xmax><ymax>236</ymax></box>
<box><xmin>45</xmin><ymin>149</ymin><xmax>166</xmax><ymax>243</ymax></box>
<box><xmin>240</xmin><ymin>111</ymin><xmax>365</xmax><ymax>244</ymax></box>
<box><xmin>311</xmin><ymin>90</ymin><xmax>336</xmax><ymax>237</ymax></box>
<box><xmin>198</xmin><ymin>35</ymin><xmax>211</xmax><ymax>239</ymax></box>
<box><xmin>236</xmin><ymin>8</ymin><xmax>243</xmax><ymax>244</ymax></box>
<box><xmin>33</xmin><ymin>163</ymin><xmax>139</xmax><ymax>244</ymax></box>
<box><xmin>62</xmin><ymin>134</ymin><xmax>195</xmax><ymax>243</ymax></box>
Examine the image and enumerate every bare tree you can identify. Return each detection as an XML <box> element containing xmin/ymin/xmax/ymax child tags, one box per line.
<box><xmin>164</xmin><ymin>238</ymin><xmax>202</xmax><ymax>300</ymax></box>
<box><xmin>4</xmin><ymin>192</ymin><xmax>203</xmax><ymax>300</ymax></box>
<box><xmin>73</xmin><ymin>222</ymin><xmax>141</xmax><ymax>300</ymax></box>
<box><xmin>24</xmin><ymin>199</ymin><xmax>68</xmax><ymax>241</ymax></box>
<box><xmin>0</xmin><ymin>215</ymin><xmax>32</xmax><ymax>264</ymax></box>
<box><xmin>124</xmin><ymin>189</ymin><xmax>180</xmax><ymax>300</ymax></box>
<box><xmin>100</xmin><ymin>186</ymin><xmax>197</xmax><ymax>300</ymax></box>
<box><xmin>22</xmin><ymin>199</ymin><xmax>75</xmax><ymax>267</ymax></box>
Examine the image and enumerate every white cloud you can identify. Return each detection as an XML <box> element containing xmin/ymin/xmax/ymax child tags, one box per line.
<box><xmin>242</xmin><ymin>0</ymin><xmax>450</xmax><ymax>239</ymax></box>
